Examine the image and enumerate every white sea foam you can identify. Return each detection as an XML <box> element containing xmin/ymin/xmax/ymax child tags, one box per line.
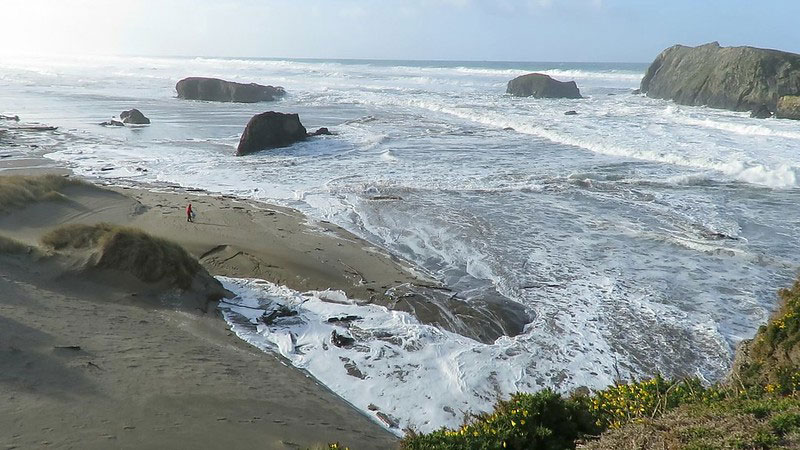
<box><xmin>217</xmin><ymin>277</ymin><xmax>616</xmax><ymax>435</ymax></box>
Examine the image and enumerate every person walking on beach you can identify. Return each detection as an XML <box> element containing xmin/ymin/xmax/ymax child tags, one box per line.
<box><xmin>186</xmin><ymin>202</ymin><xmax>194</xmax><ymax>223</ymax></box>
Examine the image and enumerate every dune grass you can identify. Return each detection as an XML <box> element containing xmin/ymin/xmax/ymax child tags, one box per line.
<box><xmin>41</xmin><ymin>223</ymin><xmax>202</xmax><ymax>289</ymax></box>
<box><xmin>0</xmin><ymin>235</ymin><xmax>32</xmax><ymax>254</ymax></box>
<box><xmin>0</xmin><ymin>175</ymin><xmax>85</xmax><ymax>212</ymax></box>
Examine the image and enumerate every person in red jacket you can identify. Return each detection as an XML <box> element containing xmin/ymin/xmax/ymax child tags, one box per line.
<box><xmin>186</xmin><ymin>203</ymin><xmax>194</xmax><ymax>222</ymax></box>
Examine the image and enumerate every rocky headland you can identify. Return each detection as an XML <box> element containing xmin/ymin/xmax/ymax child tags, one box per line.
<box><xmin>640</xmin><ymin>42</ymin><xmax>800</xmax><ymax>119</ymax></box>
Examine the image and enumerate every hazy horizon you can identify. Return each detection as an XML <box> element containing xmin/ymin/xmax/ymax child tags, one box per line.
<box><xmin>2</xmin><ymin>0</ymin><xmax>799</xmax><ymax>63</ymax></box>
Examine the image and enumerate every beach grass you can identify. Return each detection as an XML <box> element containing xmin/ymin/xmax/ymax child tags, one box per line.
<box><xmin>0</xmin><ymin>174</ymin><xmax>84</xmax><ymax>212</ymax></box>
<box><xmin>0</xmin><ymin>235</ymin><xmax>32</xmax><ymax>254</ymax></box>
<box><xmin>41</xmin><ymin>223</ymin><xmax>202</xmax><ymax>289</ymax></box>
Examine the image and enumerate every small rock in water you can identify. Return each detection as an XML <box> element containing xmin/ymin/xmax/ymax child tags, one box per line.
<box><xmin>564</xmin><ymin>110</ymin><xmax>578</xmax><ymax>116</ymax></box>
<box><xmin>309</xmin><ymin>127</ymin><xmax>333</xmax><ymax>136</ymax></box>
<box><xmin>326</xmin><ymin>315</ymin><xmax>362</xmax><ymax>325</ymax></box>
<box><xmin>369</xmin><ymin>195</ymin><xmax>403</xmax><ymax>201</ymax></box>
<box><xmin>376</xmin><ymin>412</ymin><xmax>399</xmax><ymax>428</ymax></box>
<box><xmin>331</xmin><ymin>330</ymin><xmax>355</xmax><ymax>347</ymax></box>
<box><xmin>259</xmin><ymin>305</ymin><xmax>297</xmax><ymax>325</ymax></box>
<box><xmin>750</xmin><ymin>104</ymin><xmax>773</xmax><ymax>119</ymax></box>
<box><xmin>100</xmin><ymin>119</ymin><xmax>124</xmax><ymax>127</ymax></box>
<box><xmin>120</xmin><ymin>109</ymin><xmax>150</xmax><ymax>125</ymax></box>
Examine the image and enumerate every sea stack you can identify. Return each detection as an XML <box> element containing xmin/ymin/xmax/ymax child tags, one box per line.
<box><xmin>236</xmin><ymin>111</ymin><xmax>308</xmax><ymax>156</ymax></box>
<box><xmin>640</xmin><ymin>42</ymin><xmax>800</xmax><ymax>118</ymax></box>
<box><xmin>506</xmin><ymin>73</ymin><xmax>582</xmax><ymax>99</ymax></box>
<box><xmin>176</xmin><ymin>77</ymin><xmax>286</xmax><ymax>103</ymax></box>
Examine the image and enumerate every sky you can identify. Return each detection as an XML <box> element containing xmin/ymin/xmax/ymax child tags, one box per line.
<box><xmin>1</xmin><ymin>0</ymin><xmax>798</xmax><ymax>62</ymax></box>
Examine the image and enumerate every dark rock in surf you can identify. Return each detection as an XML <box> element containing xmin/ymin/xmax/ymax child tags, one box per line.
<box><xmin>309</xmin><ymin>127</ymin><xmax>332</xmax><ymax>136</ymax></box>
<box><xmin>631</xmin><ymin>89</ymin><xmax>642</xmax><ymax>95</ymax></box>
<box><xmin>369</xmin><ymin>195</ymin><xmax>403</xmax><ymax>201</ymax></box>
<box><xmin>100</xmin><ymin>119</ymin><xmax>125</xmax><ymax>127</ymax></box>
<box><xmin>376</xmin><ymin>412</ymin><xmax>399</xmax><ymax>429</ymax></box>
<box><xmin>259</xmin><ymin>305</ymin><xmax>297</xmax><ymax>325</ymax></box>
<box><xmin>120</xmin><ymin>109</ymin><xmax>150</xmax><ymax>125</ymax></box>
<box><xmin>331</xmin><ymin>330</ymin><xmax>355</xmax><ymax>348</ymax></box>
<box><xmin>564</xmin><ymin>110</ymin><xmax>578</xmax><ymax>116</ymax></box>
<box><xmin>236</xmin><ymin>111</ymin><xmax>308</xmax><ymax>156</ymax></box>
<box><xmin>326</xmin><ymin>315</ymin><xmax>362</xmax><ymax>325</ymax></box>
<box><xmin>640</xmin><ymin>42</ymin><xmax>800</xmax><ymax>114</ymax></box>
<box><xmin>750</xmin><ymin>104</ymin><xmax>773</xmax><ymax>119</ymax></box>
<box><xmin>776</xmin><ymin>96</ymin><xmax>800</xmax><ymax>120</ymax></box>
<box><xmin>0</xmin><ymin>114</ymin><xmax>20</xmax><ymax>121</ymax></box>
<box><xmin>506</xmin><ymin>73</ymin><xmax>582</xmax><ymax>99</ymax></box>
<box><xmin>176</xmin><ymin>77</ymin><xmax>285</xmax><ymax>103</ymax></box>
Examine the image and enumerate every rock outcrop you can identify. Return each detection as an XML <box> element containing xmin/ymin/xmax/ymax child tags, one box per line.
<box><xmin>776</xmin><ymin>96</ymin><xmax>800</xmax><ymax>120</ymax></box>
<box><xmin>750</xmin><ymin>104</ymin><xmax>773</xmax><ymax>119</ymax></box>
<box><xmin>236</xmin><ymin>112</ymin><xmax>307</xmax><ymax>156</ymax></box>
<box><xmin>176</xmin><ymin>77</ymin><xmax>286</xmax><ymax>103</ymax></box>
<box><xmin>507</xmin><ymin>73</ymin><xmax>582</xmax><ymax>99</ymax></box>
<box><xmin>120</xmin><ymin>109</ymin><xmax>150</xmax><ymax>125</ymax></box>
<box><xmin>640</xmin><ymin>42</ymin><xmax>800</xmax><ymax>116</ymax></box>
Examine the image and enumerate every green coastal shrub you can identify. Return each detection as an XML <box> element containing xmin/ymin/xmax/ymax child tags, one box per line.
<box><xmin>584</xmin><ymin>396</ymin><xmax>800</xmax><ymax>449</ymax></box>
<box><xmin>589</xmin><ymin>376</ymin><xmax>726</xmax><ymax>430</ymax></box>
<box><xmin>733</xmin><ymin>279</ymin><xmax>800</xmax><ymax>395</ymax></box>
<box><xmin>401</xmin><ymin>390</ymin><xmax>598</xmax><ymax>450</ymax></box>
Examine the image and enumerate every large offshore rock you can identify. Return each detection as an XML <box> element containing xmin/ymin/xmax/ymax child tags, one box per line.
<box><xmin>176</xmin><ymin>77</ymin><xmax>285</xmax><ymax>103</ymax></box>
<box><xmin>640</xmin><ymin>42</ymin><xmax>800</xmax><ymax>114</ymax></box>
<box><xmin>236</xmin><ymin>111</ymin><xmax>307</xmax><ymax>156</ymax></box>
<box><xmin>506</xmin><ymin>73</ymin><xmax>582</xmax><ymax>99</ymax></box>
<box><xmin>776</xmin><ymin>96</ymin><xmax>800</xmax><ymax>120</ymax></box>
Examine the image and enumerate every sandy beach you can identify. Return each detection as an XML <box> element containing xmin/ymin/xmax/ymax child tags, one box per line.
<box><xmin>0</xmin><ymin>160</ymin><xmax>411</xmax><ymax>448</ymax></box>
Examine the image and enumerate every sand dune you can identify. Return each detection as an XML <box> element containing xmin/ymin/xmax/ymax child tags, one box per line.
<box><xmin>0</xmin><ymin>175</ymin><xmax>400</xmax><ymax>449</ymax></box>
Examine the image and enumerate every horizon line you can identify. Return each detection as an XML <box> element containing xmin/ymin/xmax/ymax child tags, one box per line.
<box><xmin>0</xmin><ymin>50</ymin><xmax>652</xmax><ymax>66</ymax></box>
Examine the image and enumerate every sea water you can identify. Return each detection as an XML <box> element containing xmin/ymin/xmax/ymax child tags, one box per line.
<box><xmin>1</xmin><ymin>54</ymin><xmax>799</xmax><ymax>433</ymax></box>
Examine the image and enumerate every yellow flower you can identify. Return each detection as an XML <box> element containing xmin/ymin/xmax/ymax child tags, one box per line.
<box><xmin>511</xmin><ymin>420</ymin><xmax>516</xmax><ymax>427</ymax></box>
<box><xmin>503</xmin><ymin>442</ymin><xmax>507</xmax><ymax>448</ymax></box>
<box><xmin>520</xmin><ymin>419</ymin><xmax>526</xmax><ymax>425</ymax></box>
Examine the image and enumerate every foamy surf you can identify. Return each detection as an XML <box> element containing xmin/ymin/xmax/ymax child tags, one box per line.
<box><xmin>217</xmin><ymin>276</ymin><xmax>618</xmax><ymax>434</ymax></box>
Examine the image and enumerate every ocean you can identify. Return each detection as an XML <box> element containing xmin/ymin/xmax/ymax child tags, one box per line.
<box><xmin>2</xmin><ymin>54</ymin><xmax>799</xmax><ymax>433</ymax></box>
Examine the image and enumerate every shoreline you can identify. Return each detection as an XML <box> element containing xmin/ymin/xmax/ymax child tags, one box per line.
<box><xmin>0</xmin><ymin>154</ymin><xmax>412</xmax><ymax>447</ymax></box>
<box><xmin>0</xmin><ymin>137</ymin><xmax>528</xmax><ymax>444</ymax></box>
